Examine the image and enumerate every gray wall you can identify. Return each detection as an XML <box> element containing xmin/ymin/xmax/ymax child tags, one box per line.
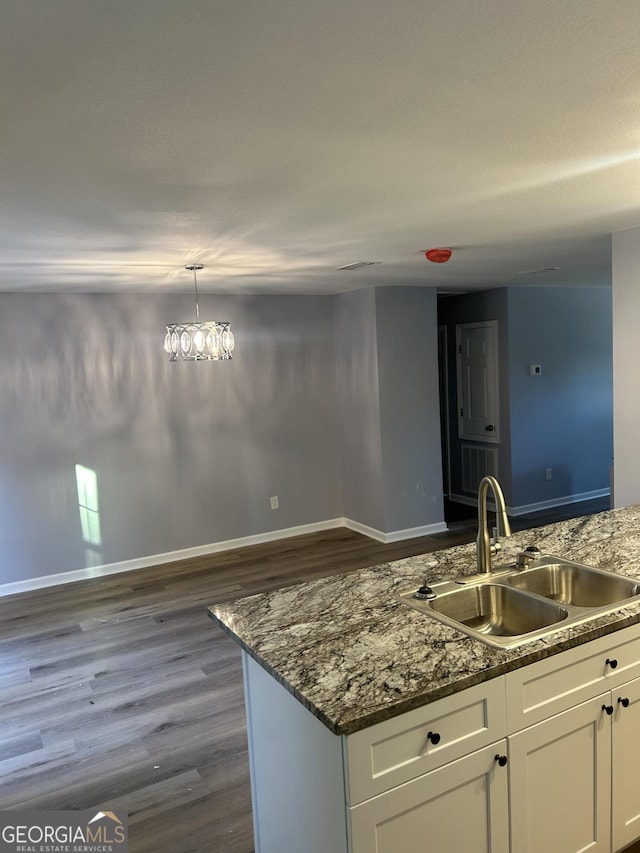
<box><xmin>334</xmin><ymin>286</ymin><xmax>444</xmax><ymax>534</ymax></box>
<box><xmin>376</xmin><ymin>287</ymin><xmax>444</xmax><ymax>531</ymax></box>
<box><xmin>0</xmin><ymin>293</ymin><xmax>343</xmax><ymax>584</ymax></box>
<box><xmin>612</xmin><ymin>227</ymin><xmax>640</xmax><ymax>507</ymax></box>
<box><xmin>334</xmin><ymin>289</ymin><xmax>385</xmax><ymax>531</ymax></box>
<box><xmin>1</xmin><ymin>288</ymin><xmax>447</xmax><ymax>587</ymax></box>
<box><xmin>1</xmin><ymin>275</ymin><xmax>614</xmax><ymax>588</ymax></box>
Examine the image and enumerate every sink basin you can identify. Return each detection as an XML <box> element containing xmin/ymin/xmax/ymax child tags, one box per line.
<box><xmin>508</xmin><ymin>558</ymin><xmax>640</xmax><ymax>607</ymax></box>
<box><xmin>428</xmin><ymin>583</ymin><xmax>568</xmax><ymax>638</ymax></box>
<box><xmin>398</xmin><ymin>554</ymin><xmax>640</xmax><ymax>649</ymax></box>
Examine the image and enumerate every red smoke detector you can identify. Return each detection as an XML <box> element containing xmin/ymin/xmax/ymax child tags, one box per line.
<box><xmin>425</xmin><ymin>248</ymin><xmax>452</xmax><ymax>264</ymax></box>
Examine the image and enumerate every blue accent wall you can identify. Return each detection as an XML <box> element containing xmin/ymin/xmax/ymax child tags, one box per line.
<box><xmin>438</xmin><ymin>286</ymin><xmax>613</xmax><ymax>512</ymax></box>
<box><xmin>438</xmin><ymin>289</ymin><xmax>512</xmax><ymax>502</ymax></box>
<box><xmin>508</xmin><ymin>287</ymin><xmax>613</xmax><ymax>509</ymax></box>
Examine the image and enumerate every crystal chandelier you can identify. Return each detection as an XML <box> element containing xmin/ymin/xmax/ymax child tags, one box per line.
<box><xmin>164</xmin><ymin>264</ymin><xmax>235</xmax><ymax>361</ymax></box>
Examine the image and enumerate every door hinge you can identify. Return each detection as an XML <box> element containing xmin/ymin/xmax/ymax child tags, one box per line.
<box><xmin>460</xmin><ymin>407</ymin><xmax>464</xmax><ymax>417</ymax></box>
<box><xmin>458</xmin><ymin>344</ymin><xmax>462</xmax><ymax>354</ymax></box>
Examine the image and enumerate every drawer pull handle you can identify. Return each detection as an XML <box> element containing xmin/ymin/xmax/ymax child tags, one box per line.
<box><xmin>618</xmin><ymin>697</ymin><xmax>630</xmax><ymax>708</ymax></box>
<box><xmin>427</xmin><ymin>731</ymin><xmax>441</xmax><ymax>745</ymax></box>
<box><xmin>494</xmin><ymin>754</ymin><xmax>508</xmax><ymax>767</ymax></box>
<box><xmin>606</xmin><ymin>658</ymin><xmax>618</xmax><ymax>669</ymax></box>
<box><xmin>602</xmin><ymin>704</ymin><xmax>614</xmax><ymax>716</ymax></box>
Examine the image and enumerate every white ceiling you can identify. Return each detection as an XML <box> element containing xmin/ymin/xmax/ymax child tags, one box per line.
<box><xmin>1</xmin><ymin>0</ymin><xmax>639</xmax><ymax>294</ymax></box>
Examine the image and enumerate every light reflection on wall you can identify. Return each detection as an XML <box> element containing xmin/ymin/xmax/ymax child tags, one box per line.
<box><xmin>75</xmin><ymin>464</ymin><xmax>102</xmax><ymax>567</ymax></box>
<box><xmin>0</xmin><ymin>293</ymin><xmax>344</xmax><ymax>582</ymax></box>
<box><xmin>0</xmin><ymin>296</ymin><xmax>143</xmax><ymax>450</ymax></box>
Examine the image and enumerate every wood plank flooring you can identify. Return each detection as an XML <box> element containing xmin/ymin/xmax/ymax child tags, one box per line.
<box><xmin>2</xmin><ymin>497</ymin><xmax>629</xmax><ymax>853</ymax></box>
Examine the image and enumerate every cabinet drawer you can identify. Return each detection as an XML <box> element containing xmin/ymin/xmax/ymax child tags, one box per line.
<box><xmin>506</xmin><ymin>623</ymin><xmax>640</xmax><ymax>732</ymax></box>
<box><xmin>343</xmin><ymin>676</ymin><xmax>506</xmax><ymax>805</ymax></box>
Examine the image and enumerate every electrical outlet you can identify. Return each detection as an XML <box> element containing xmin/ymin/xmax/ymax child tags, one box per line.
<box><xmin>545</xmin><ymin>468</ymin><xmax>553</xmax><ymax>481</ymax></box>
<box><xmin>270</xmin><ymin>496</ymin><xmax>279</xmax><ymax>510</ymax></box>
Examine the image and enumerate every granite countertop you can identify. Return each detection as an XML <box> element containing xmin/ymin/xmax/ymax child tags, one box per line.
<box><xmin>208</xmin><ymin>504</ymin><xmax>640</xmax><ymax>736</ymax></box>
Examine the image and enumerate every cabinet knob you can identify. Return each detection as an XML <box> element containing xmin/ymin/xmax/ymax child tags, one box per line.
<box><xmin>427</xmin><ymin>731</ymin><xmax>441</xmax><ymax>745</ymax></box>
<box><xmin>494</xmin><ymin>754</ymin><xmax>508</xmax><ymax>767</ymax></box>
<box><xmin>602</xmin><ymin>704</ymin><xmax>614</xmax><ymax>716</ymax></box>
<box><xmin>606</xmin><ymin>658</ymin><xmax>618</xmax><ymax>669</ymax></box>
<box><xmin>618</xmin><ymin>697</ymin><xmax>630</xmax><ymax>708</ymax></box>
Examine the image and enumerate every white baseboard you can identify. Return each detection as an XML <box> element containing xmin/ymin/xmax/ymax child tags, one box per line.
<box><xmin>343</xmin><ymin>518</ymin><xmax>448</xmax><ymax>543</ymax></box>
<box><xmin>507</xmin><ymin>488</ymin><xmax>611</xmax><ymax>517</ymax></box>
<box><xmin>0</xmin><ymin>515</ymin><xmax>449</xmax><ymax>597</ymax></box>
<box><xmin>449</xmin><ymin>493</ymin><xmax>479</xmax><ymax>509</ymax></box>
<box><xmin>449</xmin><ymin>488</ymin><xmax>610</xmax><ymax>517</ymax></box>
<box><xmin>0</xmin><ymin>518</ymin><xmax>344</xmax><ymax>598</ymax></box>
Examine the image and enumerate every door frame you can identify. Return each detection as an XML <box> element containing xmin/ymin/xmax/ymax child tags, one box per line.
<box><xmin>438</xmin><ymin>324</ymin><xmax>452</xmax><ymax>500</ymax></box>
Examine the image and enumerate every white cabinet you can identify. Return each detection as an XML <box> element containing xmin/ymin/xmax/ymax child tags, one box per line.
<box><xmin>505</xmin><ymin>624</ymin><xmax>640</xmax><ymax>853</ymax></box>
<box><xmin>611</xmin><ymin>679</ymin><xmax>640</xmax><ymax>851</ymax></box>
<box><xmin>509</xmin><ymin>678</ymin><xmax>640</xmax><ymax>853</ymax></box>
<box><xmin>344</xmin><ymin>677</ymin><xmax>506</xmax><ymax>804</ymax></box>
<box><xmin>241</xmin><ymin>623</ymin><xmax>640</xmax><ymax>853</ymax></box>
<box><xmin>505</xmin><ymin>624</ymin><xmax>640</xmax><ymax>732</ymax></box>
<box><xmin>242</xmin><ymin>652</ymin><xmax>508</xmax><ymax>853</ymax></box>
<box><xmin>243</xmin><ymin>653</ymin><xmax>351</xmax><ymax>853</ymax></box>
<box><xmin>345</xmin><ymin>678</ymin><xmax>508</xmax><ymax>853</ymax></box>
<box><xmin>508</xmin><ymin>694</ymin><xmax>612</xmax><ymax>853</ymax></box>
<box><xmin>349</xmin><ymin>741</ymin><xmax>509</xmax><ymax>853</ymax></box>
<box><xmin>506</xmin><ymin>681</ymin><xmax>640</xmax><ymax>853</ymax></box>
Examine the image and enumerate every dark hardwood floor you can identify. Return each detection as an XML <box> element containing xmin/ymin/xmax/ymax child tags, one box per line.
<box><xmin>1</xmin><ymin>496</ymin><xmax>625</xmax><ymax>853</ymax></box>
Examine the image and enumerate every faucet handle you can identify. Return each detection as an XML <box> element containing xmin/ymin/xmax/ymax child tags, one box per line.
<box><xmin>516</xmin><ymin>545</ymin><xmax>541</xmax><ymax>568</ymax></box>
<box><xmin>490</xmin><ymin>527</ymin><xmax>502</xmax><ymax>553</ymax></box>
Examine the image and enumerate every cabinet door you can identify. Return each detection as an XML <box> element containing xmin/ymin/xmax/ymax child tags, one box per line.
<box><xmin>612</xmin><ymin>678</ymin><xmax>640</xmax><ymax>851</ymax></box>
<box><xmin>509</xmin><ymin>694</ymin><xmax>611</xmax><ymax>853</ymax></box>
<box><xmin>348</xmin><ymin>741</ymin><xmax>509</xmax><ymax>853</ymax></box>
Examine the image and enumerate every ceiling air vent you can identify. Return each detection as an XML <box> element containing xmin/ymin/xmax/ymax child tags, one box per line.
<box><xmin>335</xmin><ymin>261</ymin><xmax>382</xmax><ymax>271</ymax></box>
<box><xmin>512</xmin><ymin>267</ymin><xmax>560</xmax><ymax>276</ymax></box>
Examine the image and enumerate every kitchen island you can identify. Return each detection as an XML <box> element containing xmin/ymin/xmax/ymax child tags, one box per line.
<box><xmin>209</xmin><ymin>505</ymin><xmax>640</xmax><ymax>853</ymax></box>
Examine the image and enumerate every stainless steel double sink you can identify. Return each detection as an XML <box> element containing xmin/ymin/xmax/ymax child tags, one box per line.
<box><xmin>398</xmin><ymin>555</ymin><xmax>640</xmax><ymax>649</ymax></box>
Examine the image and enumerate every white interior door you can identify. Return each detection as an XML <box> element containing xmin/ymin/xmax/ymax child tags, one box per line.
<box><xmin>456</xmin><ymin>321</ymin><xmax>499</xmax><ymax>444</ymax></box>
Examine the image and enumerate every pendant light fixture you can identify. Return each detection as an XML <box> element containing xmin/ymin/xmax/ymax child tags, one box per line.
<box><xmin>164</xmin><ymin>264</ymin><xmax>234</xmax><ymax>361</ymax></box>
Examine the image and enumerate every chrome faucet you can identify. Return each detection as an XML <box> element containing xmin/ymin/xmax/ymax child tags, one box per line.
<box><xmin>476</xmin><ymin>476</ymin><xmax>512</xmax><ymax>574</ymax></box>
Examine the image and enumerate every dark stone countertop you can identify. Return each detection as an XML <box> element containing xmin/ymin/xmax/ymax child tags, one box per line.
<box><xmin>209</xmin><ymin>505</ymin><xmax>640</xmax><ymax>735</ymax></box>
